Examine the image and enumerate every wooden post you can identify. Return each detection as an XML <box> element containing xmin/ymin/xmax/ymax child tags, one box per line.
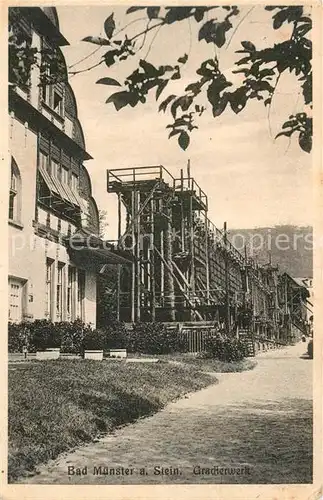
<box><xmin>117</xmin><ymin>192</ymin><xmax>122</xmax><ymax>243</ymax></box>
<box><xmin>224</xmin><ymin>221</ymin><xmax>231</xmax><ymax>334</ymax></box>
<box><xmin>150</xmin><ymin>197</ymin><xmax>156</xmax><ymax>321</ymax></box>
<box><xmin>164</xmin><ymin>204</ymin><xmax>175</xmax><ymax>321</ymax></box>
<box><xmin>116</xmin><ymin>264</ymin><xmax>121</xmax><ymax>321</ymax></box>
<box><xmin>131</xmin><ymin>189</ymin><xmax>135</xmax><ymax>323</ymax></box>
<box><xmin>160</xmin><ymin>200</ymin><xmax>165</xmax><ymax>307</ymax></box>
<box><xmin>205</xmin><ymin>214</ymin><xmax>209</xmax><ymax>304</ymax></box>
<box><xmin>180</xmin><ymin>169</ymin><xmax>185</xmax><ymax>252</ymax></box>
<box><xmin>189</xmin><ymin>187</ymin><xmax>195</xmax><ymax>320</ymax></box>
<box><xmin>136</xmin><ymin>190</ymin><xmax>141</xmax><ymax>322</ymax></box>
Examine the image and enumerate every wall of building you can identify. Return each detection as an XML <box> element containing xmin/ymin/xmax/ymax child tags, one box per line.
<box><xmin>8</xmin><ymin>7</ymin><xmax>100</xmax><ymax>328</ymax></box>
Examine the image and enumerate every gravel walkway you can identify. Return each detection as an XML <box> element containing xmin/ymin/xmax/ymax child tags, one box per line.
<box><xmin>21</xmin><ymin>342</ymin><xmax>312</xmax><ymax>485</ymax></box>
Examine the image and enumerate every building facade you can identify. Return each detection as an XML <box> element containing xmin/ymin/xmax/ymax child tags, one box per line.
<box><xmin>8</xmin><ymin>7</ymin><xmax>127</xmax><ymax>327</ymax></box>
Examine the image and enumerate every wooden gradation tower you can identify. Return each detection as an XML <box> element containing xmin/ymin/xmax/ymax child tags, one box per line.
<box><xmin>107</xmin><ymin>163</ymin><xmax>259</xmax><ymax>327</ymax></box>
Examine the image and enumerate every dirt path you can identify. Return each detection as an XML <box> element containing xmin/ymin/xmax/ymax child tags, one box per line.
<box><xmin>22</xmin><ymin>342</ymin><xmax>312</xmax><ymax>485</ymax></box>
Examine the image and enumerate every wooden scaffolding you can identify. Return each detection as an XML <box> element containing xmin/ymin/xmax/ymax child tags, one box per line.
<box><xmin>107</xmin><ymin>163</ymin><xmax>279</xmax><ymax>330</ymax></box>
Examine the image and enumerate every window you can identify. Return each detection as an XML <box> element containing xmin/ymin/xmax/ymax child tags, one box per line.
<box><xmin>56</xmin><ymin>262</ymin><xmax>65</xmax><ymax>321</ymax></box>
<box><xmin>71</xmin><ymin>173</ymin><xmax>78</xmax><ymax>191</ymax></box>
<box><xmin>46</xmin><ymin>258</ymin><xmax>54</xmax><ymax>319</ymax></box>
<box><xmin>42</xmin><ymin>85</ymin><xmax>64</xmax><ymax>116</ymax></box>
<box><xmin>39</xmin><ymin>151</ymin><xmax>49</xmax><ymax>171</ymax></box>
<box><xmin>51</xmin><ymin>159</ymin><xmax>60</xmax><ymax>178</ymax></box>
<box><xmin>61</xmin><ymin>166</ymin><xmax>69</xmax><ymax>185</ymax></box>
<box><xmin>9</xmin><ymin>158</ymin><xmax>21</xmax><ymax>223</ymax></box>
<box><xmin>8</xmin><ymin>278</ymin><xmax>23</xmax><ymax>322</ymax></box>
<box><xmin>67</xmin><ymin>266</ymin><xmax>76</xmax><ymax>320</ymax></box>
<box><xmin>77</xmin><ymin>270</ymin><xmax>85</xmax><ymax>320</ymax></box>
<box><xmin>53</xmin><ymin>91</ymin><xmax>63</xmax><ymax>115</ymax></box>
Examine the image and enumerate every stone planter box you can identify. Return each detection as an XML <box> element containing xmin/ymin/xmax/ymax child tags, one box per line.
<box><xmin>84</xmin><ymin>350</ymin><xmax>104</xmax><ymax>361</ymax></box>
<box><xmin>109</xmin><ymin>348</ymin><xmax>127</xmax><ymax>359</ymax></box>
<box><xmin>36</xmin><ymin>348</ymin><xmax>60</xmax><ymax>360</ymax></box>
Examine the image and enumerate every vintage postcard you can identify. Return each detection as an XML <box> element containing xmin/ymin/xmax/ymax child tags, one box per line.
<box><xmin>1</xmin><ymin>1</ymin><xmax>322</xmax><ymax>499</ymax></box>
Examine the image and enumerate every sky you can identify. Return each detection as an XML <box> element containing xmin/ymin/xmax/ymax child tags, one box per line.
<box><xmin>57</xmin><ymin>5</ymin><xmax>312</xmax><ymax>238</ymax></box>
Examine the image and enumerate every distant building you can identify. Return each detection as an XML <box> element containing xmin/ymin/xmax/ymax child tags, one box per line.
<box><xmin>8</xmin><ymin>7</ymin><xmax>128</xmax><ymax>326</ymax></box>
<box><xmin>278</xmin><ymin>273</ymin><xmax>311</xmax><ymax>342</ymax></box>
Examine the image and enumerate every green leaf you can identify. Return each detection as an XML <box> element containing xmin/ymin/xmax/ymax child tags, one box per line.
<box><xmin>241</xmin><ymin>41</ymin><xmax>256</xmax><ymax>52</ymax></box>
<box><xmin>275</xmin><ymin>129</ymin><xmax>295</xmax><ymax>139</ymax></box>
<box><xmin>139</xmin><ymin>59</ymin><xmax>159</xmax><ymax>77</ymax></box>
<box><xmin>156</xmin><ymin>80</ymin><xmax>168</xmax><ymax>100</ymax></box>
<box><xmin>159</xmin><ymin>94</ymin><xmax>176</xmax><ymax>112</ymax></box>
<box><xmin>168</xmin><ymin>129</ymin><xmax>181</xmax><ymax>138</ymax></box>
<box><xmin>106</xmin><ymin>91</ymin><xmax>130</xmax><ymax>110</ymax></box>
<box><xmin>198</xmin><ymin>20</ymin><xmax>214</xmax><ymax>42</ymax></box>
<box><xmin>185</xmin><ymin>82</ymin><xmax>202</xmax><ymax>94</ymax></box>
<box><xmin>272</xmin><ymin>9</ymin><xmax>289</xmax><ymax>29</ymax></box>
<box><xmin>298</xmin><ymin>132</ymin><xmax>311</xmax><ymax>153</ymax></box>
<box><xmin>170</xmin><ymin>96</ymin><xmax>193</xmax><ymax>118</ymax></box>
<box><xmin>194</xmin><ymin>7</ymin><xmax>206</xmax><ymax>22</ymax></box>
<box><xmin>282</xmin><ymin>119</ymin><xmax>297</xmax><ymax>129</ymax></box>
<box><xmin>147</xmin><ymin>7</ymin><xmax>160</xmax><ymax>19</ymax></box>
<box><xmin>104</xmin><ymin>50</ymin><xmax>119</xmax><ymax>67</ymax></box>
<box><xmin>82</xmin><ymin>36</ymin><xmax>110</xmax><ymax>46</ymax></box>
<box><xmin>126</xmin><ymin>7</ymin><xmax>146</xmax><ymax>14</ymax></box>
<box><xmin>214</xmin><ymin>22</ymin><xmax>230</xmax><ymax>48</ymax></box>
<box><xmin>96</xmin><ymin>77</ymin><xmax>121</xmax><ymax>86</ymax></box>
<box><xmin>178</xmin><ymin>130</ymin><xmax>190</xmax><ymax>150</ymax></box>
<box><xmin>165</xmin><ymin>7</ymin><xmax>192</xmax><ymax>24</ymax></box>
<box><xmin>178</xmin><ymin>54</ymin><xmax>188</xmax><ymax>64</ymax></box>
<box><xmin>229</xmin><ymin>87</ymin><xmax>248</xmax><ymax>114</ymax></box>
<box><xmin>104</xmin><ymin>14</ymin><xmax>115</xmax><ymax>39</ymax></box>
<box><xmin>211</xmin><ymin>95</ymin><xmax>228</xmax><ymax>117</ymax></box>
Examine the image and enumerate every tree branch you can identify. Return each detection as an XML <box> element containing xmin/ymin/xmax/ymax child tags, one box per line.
<box><xmin>69</xmin><ymin>58</ymin><xmax>105</xmax><ymax>76</ymax></box>
<box><xmin>143</xmin><ymin>24</ymin><xmax>163</xmax><ymax>60</ymax></box>
<box><xmin>225</xmin><ymin>6</ymin><xmax>256</xmax><ymax>50</ymax></box>
<box><xmin>69</xmin><ymin>46</ymin><xmax>102</xmax><ymax>70</ymax></box>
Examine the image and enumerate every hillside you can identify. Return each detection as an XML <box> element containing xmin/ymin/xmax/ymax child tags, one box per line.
<box><xmin>228</xmin><ymin>225</ymin><xmax>313</xmax><ymax>278</ymax></box>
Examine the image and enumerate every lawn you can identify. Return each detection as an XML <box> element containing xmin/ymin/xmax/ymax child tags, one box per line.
<box><xmin>154</xmin><ymin>353</ymin><xmax>257</xmax><ymax>372</ymax></box>
<box><xmin>8</xmin><ymin>359</ymin><xmax>215</xmax><ymax>481</ymax></box>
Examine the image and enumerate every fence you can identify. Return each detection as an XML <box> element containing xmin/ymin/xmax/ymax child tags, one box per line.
<box><xmin>180</xmin><ymin>327</ymin><xmax>215</xmax><ymax>353</ymax></box>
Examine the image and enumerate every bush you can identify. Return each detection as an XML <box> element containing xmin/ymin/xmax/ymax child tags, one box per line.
<box><xmin>8</xmin><ymin>319</ymin><xmax>92</xmax><ymax>354</ymax></box>
<box><xmin>60</xmin><ymin>319</ymin><xmax>91</xmax><ymax>354</ymax></box>
<box><xmin>29</xmin><ymin>320</ymin><xmax>61</xmax><ymax>350</ymax></box>
<box><xmin>82</xmin><ymin>329</ymin><xmax>105</xmax><ymax>351</ymax></box>
<box><xmin>103</xmin><ymin>321</ymin><xmax>128</xmax><ymax>349</ymax></box>
<box><xmin>203</xmin><ymin>334</ymin><xmax>245</xmax><ymax>362</ymax></box>
<box><xmin>129</xmin><ymin>322</ymin><xmax>185</xmax><ymax>354</ymax></box>
<box><xmin>8</xmin><ymin>322</ymin><xmax>32</xmax><ymax>353</ymax></box>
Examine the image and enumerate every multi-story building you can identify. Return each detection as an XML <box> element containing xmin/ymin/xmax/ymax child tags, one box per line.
<box><xmin>8</xmin><ymin>7</ymin><xmax>128</xmax><ymax>326</ymax></box>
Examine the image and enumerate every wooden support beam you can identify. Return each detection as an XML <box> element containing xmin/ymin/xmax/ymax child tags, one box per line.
<box><xmin>131</xmin><ymin>189</ymin><xmax>135</xmax><ymax>322</ymax></box>
<box><xmin>150</xmin><ymin>197</ymin><xmax>156</xmax><ymax>321</ymax></box>
<box><xmin>155</xmin><ymin>247</ymin><xmax>203</xmax><ymax>321</ymax></box>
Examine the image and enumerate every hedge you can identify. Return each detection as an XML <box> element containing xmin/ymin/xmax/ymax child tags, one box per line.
<box><xmin>8</xmin><ymin>320</ymin><xmax>244</xmax><ymax>360</ymax></box>
<box><xmin>202</xmin><ymin>334</ymin><xmax>246</xmax><ymax>362</ymax></box>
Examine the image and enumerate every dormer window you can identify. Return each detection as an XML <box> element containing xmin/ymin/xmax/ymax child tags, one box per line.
<box><xmin>42</xmin><ymin>85</ymin><xmax>64</xmax><ymax>116</ymax></box>
<box><xmin>53</xmin><ymin>90</ymin><xmax>63</xmax><ymax>115</ymax></box>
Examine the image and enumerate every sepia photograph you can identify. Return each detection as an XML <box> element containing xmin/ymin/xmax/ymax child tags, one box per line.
<box><xmin>5</xmin><ymin>2</ymin><xmax>319</xmax><ymax>491</ymax></box>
